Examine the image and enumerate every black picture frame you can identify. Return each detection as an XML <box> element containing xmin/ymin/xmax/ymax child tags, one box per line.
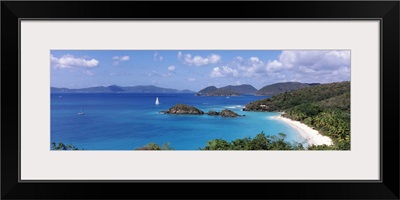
<box><xmin>2</xmin><ymin>1</ymin><xmax>399</xmax><ymax>199</ymax></box>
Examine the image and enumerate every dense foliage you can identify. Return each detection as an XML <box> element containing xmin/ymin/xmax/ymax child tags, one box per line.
<box><xmin>163</xmin><ymin>104</ymin><xmax>205</xmax><ymax>114</ymax></box>
<box><xmin>244</xmin><ymin>81</ymin><xmax>351</xmax><ymax>150</ymax></box>
<box><xmin>219</xmin><ymin>84</ymin><xmax>258</xmax><ymax>94</ymax></box>
<box><xmin>134</xmin><ymin>143</ymin><xmax>174</xmax><ymax>150</ymax></box>
<box><xmin>196</xmin><ymin>84</ymin><xmax>257</xmax><ymax>96</ymax></box>
<box><xmin>256</xmin><ymin>82</ymin><xmax>310</xmax><ymax>96</ymax></box>
<box><xmin>51</xmin><ymin>142</ymin><xmax>80</xmax><ymax>150</ymax></box>
<box><xmin>208</xmin><ymin>89</ymin><xmax>240</xmax><ymax>96</ymax></box>
<box><xmin>201</xmin><ymin>132</ymin><xmax>304</xmax><ymax>150</ymax></box>
<box><xmin>197</xmin><ymin>86</ymin><xmax>218</xmax><ymax>95</ymax></box>
<box><xmin>219</xmin><ymin>109</ymin><xmax>240</xmax><ymax>117</ymax></box>
<box><xmin>135</xmin><ymin>133</ymin><xmax>304</xmax><ymax>150</ymax></box>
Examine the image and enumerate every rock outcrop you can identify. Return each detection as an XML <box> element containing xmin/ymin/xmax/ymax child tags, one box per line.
<box><xmin>161</xmin><ymin>105</ymin><xmax>243</xmax><ymax>118</ymax></box>
<box><xmin>161</xmin><ymin>104</ymin><xmax>204</xmax><ymax>115</ymax></box>
<box><xmin>207</xmin><ymin>110</ymin><xmax>220</xmax><ymax>116</ymax></box>
<box><xmin>219</xmin><ymin>109</ymin><xmax>240</xmax><ymax>117</ymax></box>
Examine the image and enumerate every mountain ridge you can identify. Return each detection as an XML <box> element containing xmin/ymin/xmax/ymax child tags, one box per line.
<box><xmin>256</xmin><ymin>82</ymin><xmax>311</xmax><ymax>96</ymax></box>
<box><xmin>196</xmin><ymin>82</ymin><xmax>319</xmax><ymax>96</ymax></box>
<box><xmin>196</xmin><ymin>84</ymin><xmax>258</xmax><ymax>96</ymax></box>
<box><xmin>51</xmin><ymin>85</ymin><xmax>195</xmax><ymax>93</ymax></box>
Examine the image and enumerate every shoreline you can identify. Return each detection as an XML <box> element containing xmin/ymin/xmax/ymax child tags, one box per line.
<box><xmin>270</xmin><ymin>115</ymin><xmax>333</xmax><ymax>146</ymax></box>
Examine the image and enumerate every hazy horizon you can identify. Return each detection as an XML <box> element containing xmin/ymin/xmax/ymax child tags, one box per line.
<box><xmin>51</xmin><ymin>81</ymin><xmax>345</xmax><ymax>92</ymax></box>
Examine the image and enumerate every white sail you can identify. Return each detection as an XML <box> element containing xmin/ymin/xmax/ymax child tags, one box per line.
<box><xmin>78</xmin><ymin>107</ymin><xmax>84</xmax><ymax>115</ymax></box>
<box><xmin>155</xmin><ymin>97</ymin><xmax>160</xmax><ymax>105</ymax></box>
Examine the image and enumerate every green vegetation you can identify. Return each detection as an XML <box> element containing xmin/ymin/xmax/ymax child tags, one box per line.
<box><xmin>244</xmin><ymin>81</ymin><xmax>350</xmax><ymax>150</ymax></box>
<box><xmin>196</xmin><ymin>84</ymin><xmax>257</xmax><ymax>96</ymax></box>
<box><xmin>207</xmin><ymin>110</ymin><xmax>219</xmax><ymax>116</ymax></box>
<box><xmin>162</xmin><ymin>104</ymin><xmax>243</xmax><ymax>117</ymax></box>
<box><xmin>196</xmin><ymin>86</ymin><xmax>218</xmax><ymax>95</ymax></box>
<box><xmin>256</xmin><ymin>82</ymin><xmax>310</xmax><ymax>96</ymax></box>
<box><xmin>162</xmin><ymin>104</ymin><xmax>205</xmax><ymax>115</ymax></box>
<box><xmin>307</xmin><ymin>144</ymin><xmax>337</xmax><ymax>150</ymax></box>
<box><xmin>201</xmin><ymin>132</ymin><xmax>304</xmax><ymax>150</ymax></box>
<box><xmin>134</xmin><ymin>143</ymin><xmax>174</xmax><ymax>150</ymax></box>
<box><xmin>135</xmin><ymin>133</ymin><xmax>305</xmax><ymax>151</ymax></box>
<box><xmin>218</xmin><ymin>84</ymin><xmax>258</xmax><ymax>94</ymax></box>
<box><xmin>51</xmin><ymin>142</ymin><xmax>81</xmax><ymax>150</ymax></box>
<box><xmin>219</xmin><ymin>109</ymin><xmax>240</xmax><ymax>117</ymax></box>
<box><xmin>207</xmin><ymin>89</ymin><xmax>240</xmax><ymax>96</ymax></box>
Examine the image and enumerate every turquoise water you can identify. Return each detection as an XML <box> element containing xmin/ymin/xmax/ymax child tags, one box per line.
<box><xmin>51</xmin><ymin>93</ymin><xmax>302</xmax><ymax>150</ymax></box>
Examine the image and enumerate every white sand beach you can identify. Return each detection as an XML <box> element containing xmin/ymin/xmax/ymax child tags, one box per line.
<box><xmin>270</xmin><ymin>115</ymin><xmax>333</xmax><ymax>146</ymax></box>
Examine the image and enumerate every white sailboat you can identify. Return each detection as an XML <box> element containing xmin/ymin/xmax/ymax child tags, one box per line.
<box><xmin>155</xmin><ymin>97</ymin><xmax>160</xmax><ymax>105</ymax></box>
<box><xmin>78</xmin><ymin>107</ymin><xmax>84</xmax><ymax>115</ymax></box>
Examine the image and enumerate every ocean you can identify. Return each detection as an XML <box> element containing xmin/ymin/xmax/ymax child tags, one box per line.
<box><xmin>51</xmin><ymin>93</ymin><xmax>302</xmax><ymax>150</ymax></box>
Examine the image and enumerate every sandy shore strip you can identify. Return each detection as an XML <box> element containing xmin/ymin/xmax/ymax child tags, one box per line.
<box><xmin>270</xmin><ymin>115</ymin><xmax>333</xmax><ymax>146</ymax></box>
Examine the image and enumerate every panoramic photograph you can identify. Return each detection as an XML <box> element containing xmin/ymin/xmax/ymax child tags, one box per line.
<box><xmin>50</xmin><ymin>50</ymin><xmax>350</xmax><ymax>150</ymax></box>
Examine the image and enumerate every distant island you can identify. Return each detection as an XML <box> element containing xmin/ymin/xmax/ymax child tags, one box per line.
<box><xmin>196</xmin><ymin>84</ymin><xmax>257</xmax><ymax>96</ymax></box>
<box><xmin>196</xmin><ymin>82</ymin><xmax>319</xmax><ymax>96</ymax></box>
<box><xmin>51</xmin><ymin>82</ymin><xmax>320</xmax><ymax>96</ymax></box>
<box><xmin>51</xmin><ymin>85</ymin><xmax>195</xmax><ymax>93</ymax></box>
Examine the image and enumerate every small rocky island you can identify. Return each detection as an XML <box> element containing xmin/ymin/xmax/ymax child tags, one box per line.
<box><xmin>161</xmin><ymin>104</ymin><xmax>204</xmax><ymax>115</ymax></box>
<box><xmin>207</xmin><ymin>109</ymin><xmax>242</xmax><ymax>117</ymax></box>
<box><xmin>161</xmin><ymin>104</ymin><xmax>243</xmax><ymax>117</ymax></box>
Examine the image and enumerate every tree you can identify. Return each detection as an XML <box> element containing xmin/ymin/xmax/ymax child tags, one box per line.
<box><xmin>135</xmin><ymin>142</ymin><xmax>174</xmax><ymax>150</ymax></box>
<box><xmin>203</xmin><ymin>139</ymin><xmax>232</xmax><ymax>150</ymax></box>
<box><xmin>51</xmin><ymin>142</ymin><xmax>79</xmax><ymax>150</ymax></box>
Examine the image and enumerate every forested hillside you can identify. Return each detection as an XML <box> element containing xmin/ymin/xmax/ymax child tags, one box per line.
<box><xmin>244</xmin><ymin>81</ymin><xmax>350</xmax><ymax>150</ymax></box>
<box><xmin>256</xmin><ymin>82</ymin><xmax>310</xmax><ymax>96</ymax></box>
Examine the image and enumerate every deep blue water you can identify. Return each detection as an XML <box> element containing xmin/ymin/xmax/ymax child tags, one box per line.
<box><xmin>51</xmin><ymin>93</ymin><xmax>302</xmax><ymax>150</ymax></box>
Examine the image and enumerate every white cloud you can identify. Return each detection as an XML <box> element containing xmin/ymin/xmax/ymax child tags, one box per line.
<box><xmin>187</xmin><ymin>78</ymin><xmax>196</xmax><ymax>82</ymax></box>
<box><xmin>235</xmin><ymin>56</ymin><xmax>243</xmax><ymax>62</ymax></box>
<box><xmin>208</xmin><ymin>54</ymin><xmax>221</xmax><ymax>63</ymax></box>
<box><xmin>208</xmin><ymin>50</ymin><xmax>350</xmax><ymax>85</ymax></box>
<box><xmin>268</xmin><ymin>50</ymin><xmax>350</xmax><ymax>72</ymax></box>
<box><xmin>120</xmin><ymin>56</ymin><xmax>130</xmax><ymax>61</ymax></box>
<box><xmin>51</xmin><ymin>54</ymin><xmax>99</xmax><ymax>69</ymax></box>
<box><xmin>154</xmin><ymin>52</ymin><xmax>158</xmax><ymax>61</ymax></box>
<box><xmin>249</xmin><ymin>57</ymin><xmax>260</xmax><ymax>62</ymax></box>
<box><xmin>168</xmin><ymin>65</ymin><xmax>176</xmax><ymax>71</ymax></box>
<box><xmin>180</xmin><ymin>53</ymin><xmax>221</xmax><ymax>66</ymax></box>
<box><xmin>235</xmin><ymin>56</ymin><xmax>265</xmax><ymax>77</ymax></box>
<box><xmin>149</xmin><ymin>67</ymin><xmax>175</xmax><ymax>77</ymax></box>
<box><xmin>264</xmin><ymin>50</ymin><xmax>351</xmax><ymax>83</ymax></box>
<box><xmin>266</xmin><ymin>60</ymin><xmax>284</xmax><ymax>71</ymax></box>
<box><xmin>210</xmin><ymin>66</ymin><xmax>238</xmax><ymax>78</ymax></box>
<box><xmin>112</xmin><ymin>55</ymin><xmax>130</xmax><ymax>65</ymax></box>
<box><xmin>113</xmin><ymin>56</ymin><xmax>130</xmax><ymax>61</ymax></box>
<box><xmin>153</xmin><ymin>52</ymin><xmax>163</xmax><ymax>62</ymax></box>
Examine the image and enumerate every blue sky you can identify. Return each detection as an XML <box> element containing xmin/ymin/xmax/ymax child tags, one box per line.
<box><xmin>50</xmin><ymin>50</ymin><xmax>350</xmax><ymax>91</ymax></box>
